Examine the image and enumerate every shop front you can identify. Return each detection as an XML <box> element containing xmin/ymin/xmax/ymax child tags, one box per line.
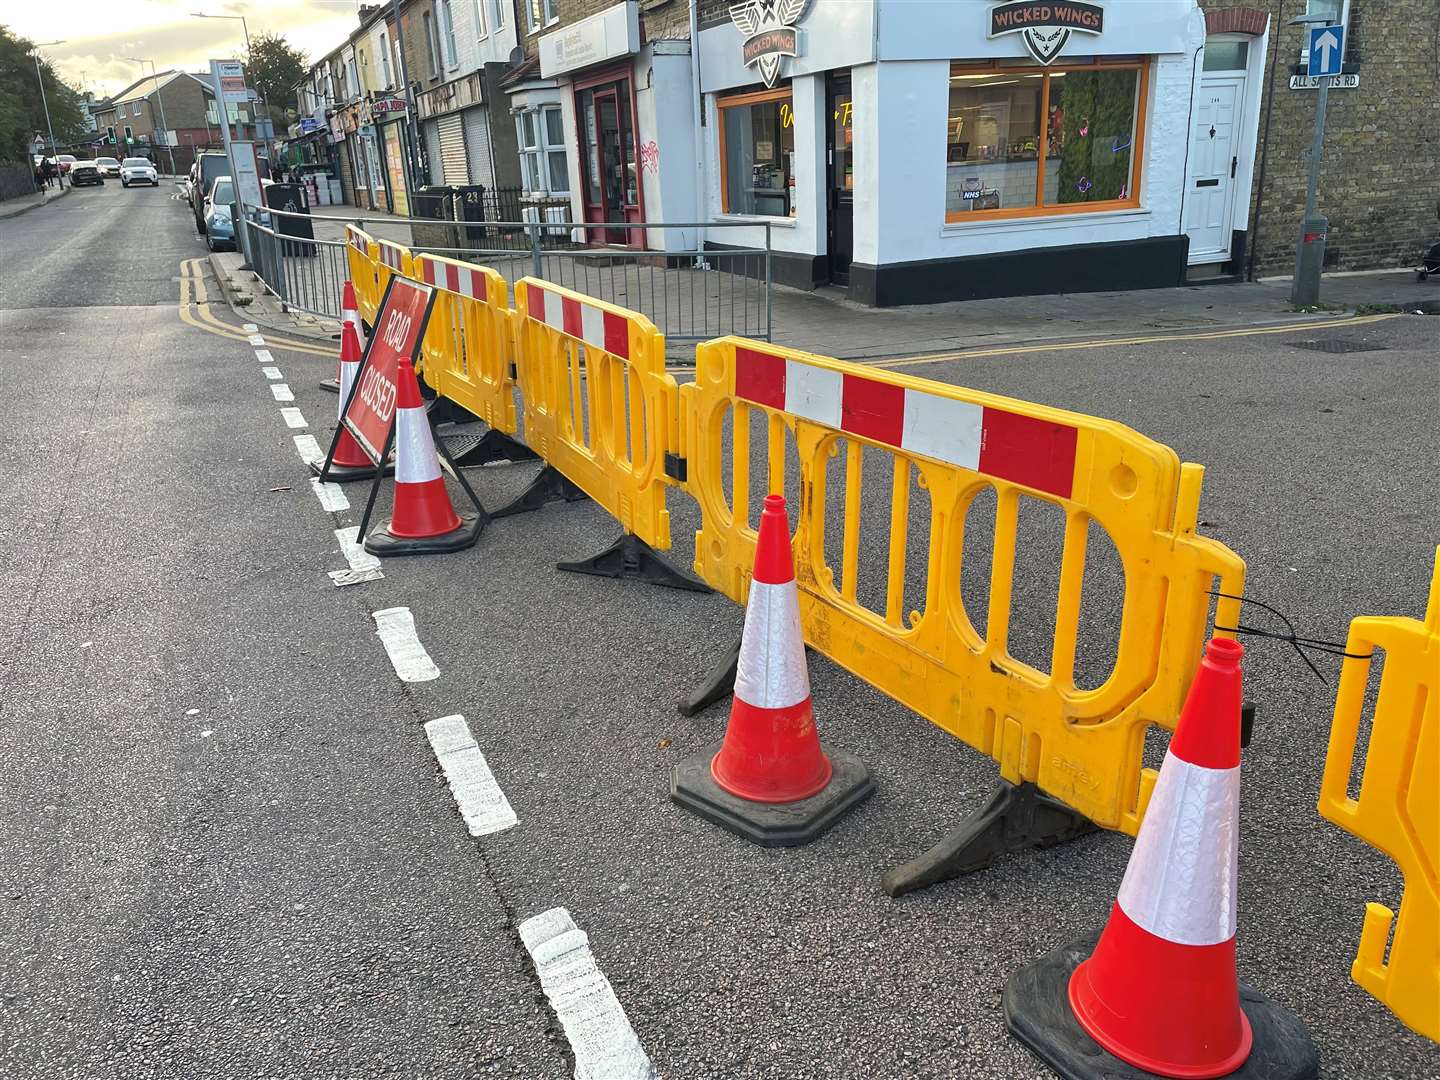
<box><xmin>374</xmin><ymin>97</ymin><xmax>412</xmax><ymax>217</ymax></box>
<box><xmin>537</xmin><ymin>1</ymin><xmax>698</xmax><ymax>251</ymax></box>
<box><xmin>698</xmin><ymin>0</ymin><xmax>1207</xmax><ymax>303</ymax></box>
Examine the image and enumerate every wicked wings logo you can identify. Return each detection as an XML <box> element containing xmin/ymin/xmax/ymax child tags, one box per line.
<box><xmin>730</xmin><ymin>0</ymin><xmax>811</xmax><ymax>88</ymax></box>
<box><xmin>988</xmin><ymin>2</ymin><xmax>1105</xmax><ymax>66</ymax></box>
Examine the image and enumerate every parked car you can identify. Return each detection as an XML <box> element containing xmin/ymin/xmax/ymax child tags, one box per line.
<box><xmin>68</xmin><ymin>161</ymin><xmax>104</xmax><ymax>187</ymax></box>
<box><xmin>120</xmin><ymin>157</ymin><xmax>159</xmax><ymax>187</ymax></box>
<box><xmin>94</xmin><ymin>156</ymin><xmax>121</xmax><ymax>177</ymax></box>
<box><xmin>203</xmin><ymin>176</ymin><xmax>236</xmax><ymax>252</ymax></box>
<box><xmin>56</xmin><ymin>154</ymin><xmax>77</xmax><ymax>175</ymax></box>
<box><xmin>192</xmin><ymin>151</ymin><xmax>272</xmax><ymax>233</ymax></box>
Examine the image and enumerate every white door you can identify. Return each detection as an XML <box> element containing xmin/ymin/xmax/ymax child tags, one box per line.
<box><xmin>1185</xmin><ymin>77</ymin><xmax>1245</xmax><ymax>264</ymax></box>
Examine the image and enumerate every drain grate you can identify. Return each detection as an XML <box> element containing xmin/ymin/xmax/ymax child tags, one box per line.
<box><xmin>1289</xmin><ymin>339</ymin><xmax>1390</xmax><ymax>354</ymax></box>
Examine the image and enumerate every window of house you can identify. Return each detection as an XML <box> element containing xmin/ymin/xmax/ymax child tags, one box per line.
<box><xmin>347</xmin><ymin>58</ymin><xmax>359</xmax><ymax>98</ymax></box>
<box><xmin>717</xmin><ymin>87</ymin><xmax>795</xmax><ymax>218</ymax></box>
<box><xmin>1299</xmin><ymin>0</ymin><xmax>1350</xmax><ymax>63</ymax></box>
<box><xmin>489</xmin><ymin>0</ymin><xmax>504</xmax><ymax>32</ymax></box>
<box><xmin>526</xmin><ymin>0</ymin><xmax>558</xmax><ymax>34</ymax></box>
<box><xmin>515</xmin><ymin>105</ymin><xmax>568</xmax><ymax>194</ymax></box>
<box><xmin>439</xmin><ymin>0</ymin><xmax>458</xmax><ymax>68</ymax></box>
<box><xmin>380</xmin><ymin>35</ymin><xmax>392</xmax><ymax>86</ymax></box>
<box><xmin>1203</xmin><ymin>39</ymin><xmax>1250</xmax><ymax>72</ymax></box>
<box><xmin>359</xmin><ymin>49</ymin><xmax>367</xmax><ymax>85</ymax></box>
<box><xmin>945</xmin><ymin>59</ymin><xmax>1146</xmax><ymax>222</ymax></box>
<box><xmin>425</xmin><ymin>12</ymin><xmax>441</xmax><ymax>78</ymax></box>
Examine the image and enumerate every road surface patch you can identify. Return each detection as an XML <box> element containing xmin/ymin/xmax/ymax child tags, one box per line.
<box><xmin>423</xmin><ymin>714</ymin><xmax>517</xmax><ymax>837</ymax></box>
<box><xmin>292</xmin><ymin>434</ymin><xmax>324</xmax><ymax>467</ymax></box>
<box><xmin>309</xmin><ymin>477</ymin><xmax>349</xmax><ymax>513</ymax></box>
<box><xmin>280</xmin><ymin>408</ymin><xmax>307</xmax><ymax>429</ymax></box>
<box><xmin>262</xmin><ymin>366</ymin><xmax>283</xmax><ymax>380</ymax></box>
<box><xmin>270</xmin><ymin>383</ymin><xmax>294</xmax><ymax>402</ymax></box>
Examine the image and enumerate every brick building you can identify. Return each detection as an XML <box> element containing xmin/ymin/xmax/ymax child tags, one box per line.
<box><xmin>1193</xmin><ymin>1</ymin><xmax>1440</xmax><ymax>278</ymax></box>
<box><xmin>93</xmin><ymin>71</ymin><xmax>255</xmax><ymax>176</ymax></box>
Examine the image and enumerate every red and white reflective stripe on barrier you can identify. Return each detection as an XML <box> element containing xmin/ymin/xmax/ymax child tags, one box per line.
<box><xmin>378</xmin><ymin>241</ymin><xmax>405</xmax><ymax>271</ymax></box>
<box><xmin>417</xmin><ymin>257</ymin><xmax>488</xmax><ymax>301</ymax></box>
<box><xmin>525</xmin><ymin>281</ymin><xmax>630</xmax><ymax>360</ymax></box>
<box><xmin>346</xmin><ymin>226</ymin><xmax>366</xmax><ymax>253</ymax></box>
<box><xmin>1116</xmin><ymin>754</ymin><xmax>1241</xmax><ymax>946</ymax></box>
<box><xmin>394</xmin><ymin>404</ymin><xmax>442</xmax><ymax>485</ymax></box>
<box><xmin>734</xmin><ymin>579</ymin><xmax>811</xmax><ymax>711</ymax></box>
<box><xmin>733</xmin><ymin>345</ymin><xmax>1078</xmax><ymax>499</ymax></box>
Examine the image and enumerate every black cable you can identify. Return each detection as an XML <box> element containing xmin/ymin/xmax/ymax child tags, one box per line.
<box><xmin>1209</xmin><ymin>589</ymin><xmax>1372</xmax><ymax>686</ymax></box>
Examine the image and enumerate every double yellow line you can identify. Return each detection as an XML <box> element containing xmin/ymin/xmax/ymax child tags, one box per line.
<box><xmin>177</xmin><ymin>259</ymin><xmax>339</xmax><ymax>359</ymax></box>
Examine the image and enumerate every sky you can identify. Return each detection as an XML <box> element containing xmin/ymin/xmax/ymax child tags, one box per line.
<box><xmin>7</xmin><ymin>1</ymin><xmax>361</xmax><ymax>97</ymax></box>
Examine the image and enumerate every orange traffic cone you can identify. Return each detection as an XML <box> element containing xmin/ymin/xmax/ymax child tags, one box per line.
<box><xmin>323</xmin><ymin>280</ymin><xmax>363</xmax><ymax>393</ymax></box>
<box><xmin>1004</xmin><ymin>637</ymin><xmax>1318</xmax><ymax>1080</ymax></box>
<box><xmin>671</xmin><ymin>494</ymin><xmax>873</xmax><ymax>846</ymax></box>
<box><xmin>314</xmin><ymin>322</ymin><xmax>385</xmax><ymax>483</ymax></box>
<box><xmin>363</xmin><ymin>357</ymin><xmax>483</xmax><ymax>557</ymax></box>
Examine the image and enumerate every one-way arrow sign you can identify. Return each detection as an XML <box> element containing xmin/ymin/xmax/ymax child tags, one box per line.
<box><xmin>1308</xmin><ymin>25</ymin><xmax>1344</xmax><ymax>78</ymax></box>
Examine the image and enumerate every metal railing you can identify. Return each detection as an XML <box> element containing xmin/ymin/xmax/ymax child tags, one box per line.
<box><xmin>239</xmin><ymin>202</ymin><xmax>773</xmax><ymax>343</ymax></box>
<box><xmin>237</xmin><ymin>210</ymin><xmax>350</xmax><ymax>320</ymax></box>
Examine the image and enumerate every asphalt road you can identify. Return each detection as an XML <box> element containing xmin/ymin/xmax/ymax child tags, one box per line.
<box><xmin>1</xmin><ymin>178</ymin><xmax>1437</xmax><ymax>1080</ymax></box>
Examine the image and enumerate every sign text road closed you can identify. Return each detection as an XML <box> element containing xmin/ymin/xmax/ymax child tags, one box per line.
<box><xmin>343</xmin><ymin>278</ymin><xmax>435</xmax><ymax>462</ymax></box>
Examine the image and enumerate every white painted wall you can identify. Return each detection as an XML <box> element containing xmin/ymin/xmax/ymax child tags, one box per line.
<box><xmin>473</xmin><ymin>0</ymin><xmax>520</xmax><ymax>65</ymax></box>
<box><xmin>636</xmin><ymin>45</ymin><xmax>699</xmax><ymax>250</ymax></box>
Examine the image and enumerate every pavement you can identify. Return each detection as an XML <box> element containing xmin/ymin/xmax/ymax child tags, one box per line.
<box><xmin>3</xmin><ymin>178</ymin><xmax>1438</xmax><ymax>1079</ymax></box>
<box><xmin>0</xmin><ymin>184</ymin><xmax>71</xmax><ymax>220</ymax></box>
<box><xmin>219</xmin><ymin>196</ymin><xmax>1440</xmax><ymax>361</ymax></box>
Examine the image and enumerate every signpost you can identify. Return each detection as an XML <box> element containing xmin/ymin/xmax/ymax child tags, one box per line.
<box><xmin>1290</xmin><ymin>21</ymin><xmax>1346</xmax><ymax>307</ymax></box>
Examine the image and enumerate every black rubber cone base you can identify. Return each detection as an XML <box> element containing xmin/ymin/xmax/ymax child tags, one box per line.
<box><xmin>320</xmin><ymin>377</ymin><xmax>340</xmax><ymax>393</ymax></box>
<box><xmin>364</xmin><ymin>511</ymin><xmax>484</xmax><ymax>557</ymax></box>
<box><xmin>1004</xmin><ymin>932</ymin><xmax>1319</xmax><ymax>1080</ymax></box>
<box><xmin>671</xmin><ymin>741</ymin><xmax>874</xmax><ymax>848</ymax></box>
<box><xmin>310</xmin><ymin>458</ymin><xmax>394</xmax><ymax>483</ymax></box>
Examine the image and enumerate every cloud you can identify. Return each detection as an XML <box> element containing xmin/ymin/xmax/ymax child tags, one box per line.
<box><xmin>10</xmin><ymin>2</ymin><xmax>361</xmax><ymax>95</ymax></box>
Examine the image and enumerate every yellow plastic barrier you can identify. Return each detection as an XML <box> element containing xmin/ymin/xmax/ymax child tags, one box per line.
<box><xmin>344</xmin><ymin>225</ymin><xmax>379</xmax><ymax>325</ymax></box>
<box><xmin>680</xmin><ymin>337</ymin><xmax>1245</xmax><ymax>835</ymax></box>
<box><xmin>513</xmin><ymin>277</ymin><xmax>680</xmax><ymax>553</ymax></box>
<box><xmin>374</xmin><ymin>236</ymin><xmax>412</xmax><ymax>310</ymax></box>
<box><xmin>1318</xmin><ymin>548</ymin><xmax>1439</xmax><ymax>1042</ymax></box>
<box><xmin>412</xmin><ymin>254</ymin><xmax>518</xmax><ymax>436</ymax></box>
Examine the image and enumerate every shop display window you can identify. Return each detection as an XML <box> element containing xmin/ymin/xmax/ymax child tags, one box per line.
<box><xmin>946</xmin><ymin>59</ymin><xmax>1147</xmax><ymax>222</ymax></box>
<box><xmin>718</xmin><ymin>87</ymin><xmax>796</xmax><ymax>218</ymax></box>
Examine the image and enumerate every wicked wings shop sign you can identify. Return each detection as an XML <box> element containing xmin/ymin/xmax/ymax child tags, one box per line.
<box><xmin>988</xmin><ymin>1</ymin><xmax>1105</xmax><ymax>65</ymax></box>
<box><xmin>730</xmin><ymin>0</ymin><xmax>811</xmax><ymax>88</ymax></box>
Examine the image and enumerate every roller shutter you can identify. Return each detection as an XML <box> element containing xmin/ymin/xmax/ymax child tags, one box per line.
<box><xmin>437</xmin><ymin>113</ymin><xmax>469</xmax><ymax>185</ymax></box>
<box><xmin>463</xmin><ymin>107</ymin><xmax>494</xmax><ymax>188</ymax></box>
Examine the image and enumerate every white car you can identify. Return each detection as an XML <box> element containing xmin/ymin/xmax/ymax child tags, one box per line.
<box><xmin>120</xmin><ymin>158</ymin><xmax>159</xmax><ymax>187</ymax></box>
<box><xmin>94</xmin><ymin>156</ymin><xmax>121</xmax><ymax>177</ymax></box>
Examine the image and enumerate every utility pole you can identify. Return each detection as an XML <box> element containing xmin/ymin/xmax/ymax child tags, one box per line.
<box><xmin>127</xmin><ymin>58</ymin><xmax>176</xmax><ymax>176</ymax></box>
<box><xmin>31</xmin><ymin>42</ymin><xmax>66</xmax><ymax>191</ymax></box>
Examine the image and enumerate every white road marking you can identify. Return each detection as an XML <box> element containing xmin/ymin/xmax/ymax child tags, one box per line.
<box><xmin>424</xmin><ymin>714</ymin><xmax>517</xmax><ymax>836</ymax></box>
<box><xmin>293</xmin><ymin>434</ymin><xmax>324</xmax><ymax>466</ymax></box>
<box><xmin>243</xmin><ymin>323</ymin><xmax>258</xmax><ymax>332</ymax></box>
<box><xmin>310</xmin><ymin>476</ymin><xmax>350</xmax><ymax>512</ymax></box>
<box><xmin>262</xmin><ymin>366</ymin><xmax>283</xmax><ymax>380</ymax></box>
<box><xmin>329</xmin><ymin>527</ymin><xmax>383</xmax><ymax>586</ymax></box>
<box><xmin>255</xmin><ymin>349</ymin><xmax>274</xmax><ymax>363</ymax></box>
<box><xmin>247</xmin><ymin>334</ymin><xmax>266</xmax><ymax>346</ymax></box>
<box><xmin>371</xmin><ymin>607</ymin><xmax>439</xmax><ymax>682</ymax></box>
<box><xmin>280</xmin><ymin>407</ymin><xmax>308</xmax><ymax>429</ymax></box>
<box><xmin>270</xmin><ymin>383</ymin><xmax>294</xmax><ymax>402</ymax></box>
<box><xmin>519</xmin><ymin>909</ymin><xmax>656</xmax><ymax>1080</ymax></box>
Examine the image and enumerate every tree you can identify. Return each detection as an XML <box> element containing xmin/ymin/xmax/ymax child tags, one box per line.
<box><xmin>0</xmin><ymin>24</ymin><xmax>87</xmax><ymax>159</ymax></box>
<box><xmin>246</xmin><ymin>32</ymin><xmax>307</xmax><ymax>123</ymax></box>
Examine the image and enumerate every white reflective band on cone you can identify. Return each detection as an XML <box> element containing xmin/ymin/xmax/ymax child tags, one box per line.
<box><xmin>734</xmin><ymin>579</ymin><xmax>810</xmax><ymax>711</ymax></box>
<box><xmin>394</xmin><ymin>406</ymin><xmax>441</xmax><ymax>484</ymax></box>
<box><xmin>338</xmin><ymin>361</ymin><xmax>360</xmax><ymax>420</ymax></box>
<box><xmin>1117</xmin><ymin>754</ymin><xmax>1241</xmax><ymax>946</ymax></box>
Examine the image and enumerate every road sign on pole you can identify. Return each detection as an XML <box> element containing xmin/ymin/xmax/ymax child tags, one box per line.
<box><xmin>1307</xmin><ymin>25</ymin><xmax>1344</xmax><ymax>78</ymax></box>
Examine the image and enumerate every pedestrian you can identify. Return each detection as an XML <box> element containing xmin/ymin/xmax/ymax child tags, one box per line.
<box><xmin>33</xmin><ymin>160</ymin><xmax>45</xmax><ymax>192</ymax></box>
<box><xmin>41</xmin><ymin>157</ymin><xmax>57</xmax><ymax>189</ymax></box>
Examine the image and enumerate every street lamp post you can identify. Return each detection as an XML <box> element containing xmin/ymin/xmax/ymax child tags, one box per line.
<box><xmin>31</xmin><ymin>40</ymin><xmax>66</xmax><ymax>192</ymax></box>
<box><xmin>126</xmin><ymin>58</ymin><xmax>176</xmax><ymax>176</ymax></box>
<box><xmin>191</xmin><ymin>11</ymin><xmax>270</xmax><ymax>147</ymax></box>
<box><xmin>1289</xmin><ymin>13</ymin><xmax>1337</xmax><ymax>307</ymax></box>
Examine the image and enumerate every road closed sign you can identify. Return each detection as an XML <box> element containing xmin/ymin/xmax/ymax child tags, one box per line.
<box><xmin>343</xmin><ymin>277</ymin><xmax>435</xmax><ymax>462</ymax></box>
